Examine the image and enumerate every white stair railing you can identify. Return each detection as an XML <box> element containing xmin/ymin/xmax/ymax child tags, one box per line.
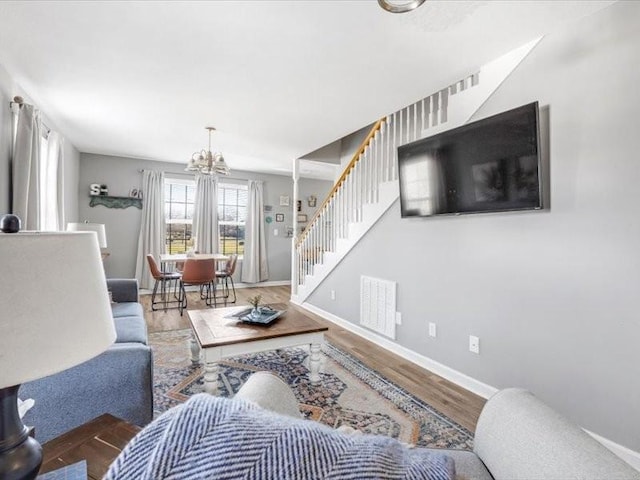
<box><xmin>293</xmin><ymin>73</ymin><xmax>479</xmax><ymax>295</ymax></box>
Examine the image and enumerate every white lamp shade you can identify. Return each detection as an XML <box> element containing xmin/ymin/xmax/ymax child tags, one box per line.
<box><xmin>67</xmin><ymin>222</ymin><xmax>107</xmax><ymax>249</ymax></box>
<box><xmin>0</xmin><ymin>231</ymin><xmax>116</xmax><ymax>389</ymax></box>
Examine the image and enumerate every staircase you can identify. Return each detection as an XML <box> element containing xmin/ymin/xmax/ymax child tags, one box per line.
<box><xmin>290</xmin><ymin>38</ymin><xmax>541</xmax><ymax>304</ymax></box>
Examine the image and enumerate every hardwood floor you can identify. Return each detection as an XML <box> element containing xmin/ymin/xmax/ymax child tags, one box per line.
<box><xmin>142</xmin><ymin>284</ymin><xmax>486</xmax><ymax>432</ymax></box>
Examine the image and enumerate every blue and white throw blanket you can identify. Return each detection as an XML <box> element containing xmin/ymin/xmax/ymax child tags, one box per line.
<box><xmin>106</xmin><ymin>394</ymin><xmax>455</xmax><ymax>480</ymax></box>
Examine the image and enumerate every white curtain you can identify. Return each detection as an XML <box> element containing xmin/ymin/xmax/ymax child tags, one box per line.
<box><xmin>135</xmin><ymin>170</ymin><xmax>165</xmax><ymax>289</ymax></box>
<box><xmin>192</xmin><ymin>175</ymin><xmax>219</xmax><ymax>253</ymax></box>
<box><xmin>12</xmin><ymin>105</ymin><xmax>42</xmax><ymax>230</ymax></box>
<box><xmin>41</xmin><ymin>131</ymin><xmax>65</xmax><ymax>231</ymax></box>
<box><xmin>241</xmin><ymin>179</ymin><xmax>269</xmax><ymax>283</ymax></box>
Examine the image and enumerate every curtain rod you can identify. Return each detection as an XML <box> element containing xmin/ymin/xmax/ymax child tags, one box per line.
<box><xmin>138</xmin><ymin>169</ymin><xmax>247</xmax><ymax>183</ymax></box>
<box><xmin>9</xmin><ymin>96</ymin><xmax>52</xmax><ymax>135</ymax></box>
<box><xmin>9</xmin><ymin>95</ymin><xmax>27</xmax><ymax>109</ymax></box>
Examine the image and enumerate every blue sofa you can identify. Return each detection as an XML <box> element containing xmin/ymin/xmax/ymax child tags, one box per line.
<box><xmin>20</xmin><ymin>279</ymin><xmax>153</xmax><ymax>443</ymax></box>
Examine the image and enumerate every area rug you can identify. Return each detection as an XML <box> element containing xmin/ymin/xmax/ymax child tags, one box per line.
<box><xmin>150</xmin><ymin>329</ymin><xmax>473</xmax><ymax>449</ymax></box>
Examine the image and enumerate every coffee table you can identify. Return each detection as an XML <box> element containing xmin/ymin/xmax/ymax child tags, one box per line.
<box><xmin>187</xmin><ymin>303</ymin><xmax>328</xmax><ymax>394</ymax></box>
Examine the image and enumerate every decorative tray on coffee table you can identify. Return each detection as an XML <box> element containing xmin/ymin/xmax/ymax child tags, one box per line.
<box><xmin>224</xmin><ymin>307</ymin><xmax>285</xmax><ymax>325</ymax></box>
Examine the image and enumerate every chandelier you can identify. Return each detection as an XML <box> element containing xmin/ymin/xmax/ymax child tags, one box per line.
<box><xmin>378</xmin><ymin>0</ymin><xmax>427</xmax><ymax>14</ymax></box>
<box><xmin>185</xmin><ymin>127</ymin><xmax>230</xmax><ymax>176</ymax></box>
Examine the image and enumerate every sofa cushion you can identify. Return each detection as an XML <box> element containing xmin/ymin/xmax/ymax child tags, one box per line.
<box><xmin>111</xmin><ymin>302</ymin><xmax>144</xmax><ymax>319</ymax></box>
<box><xmin>440</xmin><ymin>450</ymin><xmax>493</xmax><ymax>480</ymax></box>
<box><xmin>113</xmin><ymin>316</ymin><xmax>147</xmax><ymax>344</ymax></box>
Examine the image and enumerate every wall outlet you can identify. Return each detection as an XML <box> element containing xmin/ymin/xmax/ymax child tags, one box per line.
<box><xmin>428</xmin><ymin>322</ymin><xmax>437</xmax><ymax>338</ymax></box>
<box><xmin>273</xmin><ymin>228</ymin><xmax>278</xmax><ymax>236</ymax></box>
<box><xmin>469</xmin><ymin>335</ymin><xmax>480</xmax><ymax>354</ymax></box>
<box><xmin>396</xmin><ymin>312</ymin><xmax>402</xmax><ymax>325</ymax></box>
<box><xmin>330</xmin><ymin>290</ymin><xmax>336</xmax><ymax>300</ymax></box>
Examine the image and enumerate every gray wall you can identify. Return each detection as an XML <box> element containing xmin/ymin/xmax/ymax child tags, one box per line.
<box><xmin>308</xmin><ymin>1</ymin><xmax>640</xmax><ymax>452</ymax></box>
<box><xmin>79</xmin><ymin>153</ymin><xmax>294</xmax><ymax>281</ymax></box>
<box><xmin>301</xmin><ymin>140</ymin><xmax>341</xmax><ymax>164</ymax></box>
<box><xmin>0</xmin><ymin>62</ymin><xmax>79</xmax><ymax>222</ymax></box>
<box><xmin>297</xmin><ymin>177</ymin><xmax>333</xmax><ymax>233</ymax></box>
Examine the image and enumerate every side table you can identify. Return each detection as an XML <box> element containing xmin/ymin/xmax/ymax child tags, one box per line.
<box><xmin>39</xmin><ymin>414</ymin><xmax>140</xmax><ymax>480</ymax></box>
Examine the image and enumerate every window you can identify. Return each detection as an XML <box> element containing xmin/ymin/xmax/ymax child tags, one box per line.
<box><xmin>163</xmin><ymin>178</ymin><xmax>246</xmax><ymax>255</ymax></box>
<box><xmin>164</xmin><ymin>178</ymin><xmax>195</xmax><ymax>254</ymax></box>
<box><xmin>218</xmin><ymin>183</ymin><xmax>247</xmax><ymax>255</ymax></box>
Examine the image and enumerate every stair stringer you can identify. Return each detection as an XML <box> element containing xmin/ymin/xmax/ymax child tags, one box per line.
<box><xmin>292</xmin><ymin>180</ymin><xmax>399</xmax><ymax>304</ymax></box>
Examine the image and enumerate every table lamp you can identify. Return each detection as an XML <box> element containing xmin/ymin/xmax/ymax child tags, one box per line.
<box><xmin>66</xmin><ymin>222</ymin><xmax>108</xmax><ymax>259</ymax></box>
<box><xmin>0</xmin><ymin>215</ymin><xmax>116</xmax><ymax>480</ymax></box>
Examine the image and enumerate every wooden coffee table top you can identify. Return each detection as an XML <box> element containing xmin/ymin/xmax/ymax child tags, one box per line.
<box><xmin>188</xmin><ymin>303</ymin><xmax>328</xmax><ymax>348</ymax></box>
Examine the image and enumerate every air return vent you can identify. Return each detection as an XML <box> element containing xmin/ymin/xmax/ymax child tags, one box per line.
<box><xmin>360</xmin><ymin>275</ymin><xmax>397</xmax><ymax>339</ymax></box>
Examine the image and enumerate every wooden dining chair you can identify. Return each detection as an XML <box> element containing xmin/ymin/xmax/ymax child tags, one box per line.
<box><xmin>215</xmin><ymin>254</ymin><xmax>238</xmax><ymax>303</ymax></box>
<box><xmin>178</xmin><ymin>258</ymin><xmax>216</xmax><ymax>316</ymax></box>
<box><xmin>146</xmin><ymin>254</ymin><xmax>182</xmax><ymax>311</ymax></box>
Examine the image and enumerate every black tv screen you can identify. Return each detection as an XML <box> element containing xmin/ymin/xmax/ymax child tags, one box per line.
<box><xmin>397</xmin><ymin>102</ymin><xmax>541</xmax><ymax>218</ymax></box>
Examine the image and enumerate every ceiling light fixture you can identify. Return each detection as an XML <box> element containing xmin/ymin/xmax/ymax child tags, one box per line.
<box><xmin>185</xmin><ymin>127</ymin><xmax>230</xmax><ymax>176</ymax></box>
<box><xmin>378</xmin><ymin>0</ymin><xmax>427</xmax><ymax>14</ymax></box>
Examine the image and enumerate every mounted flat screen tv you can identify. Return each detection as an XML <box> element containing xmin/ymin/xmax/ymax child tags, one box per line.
<box><xmin>397</xmin><ymin>102</ymin><xmax>542</xmax><ymax>218</ymax></box>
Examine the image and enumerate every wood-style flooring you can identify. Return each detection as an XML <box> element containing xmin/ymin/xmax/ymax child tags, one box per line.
<box><xmin>142</xmin><ymin>284</ymin><xmax>486</xmax><ymax>432</ymax></box>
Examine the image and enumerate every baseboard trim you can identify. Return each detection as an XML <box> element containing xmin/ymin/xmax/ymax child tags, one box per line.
<box><xmin>298</xmin><ymin>301</ymin><xmax>498</xmax><ymax>399</ymax></box>
<box><xmin>299</xmin><ymin>300</ymin><xmax>640</xmax><ymax>470</ymax></box>
<box><xmin>586</xmin><ymin>430</ymin><xmax>640</xmax><ymax>471</ymax></box>
<box><xmin>234</xmin><ymin>280</ymin><xmax>291</xmax><ymax>289</ymax></box>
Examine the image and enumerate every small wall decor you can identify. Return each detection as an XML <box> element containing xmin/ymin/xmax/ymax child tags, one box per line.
<box><xmin>90</xmin><ymin>196</ymin><xmax>142</xmax><ymax>209</ymax></box>
<box><xmin>265</xmin><ymin>216</ymin><xmax>273</xmax><ymax>224</ymax></box>
<box><xmin>89</xmin><ymin>184</ymin><xmax>101</xmax><ymax>196</ymax></box>
<box><xmin>264</xmin><ymin>205</ymin><xmax>273</xmax><ymax>212</ymax></box>
<box><xmin>308</xmin><ymin>195</ymin><xmax>317</xmax><ymax>207</ymax></box>
<box><xmin>279</xmin><ymin>195</ymin><xmax>290</xmax><ymax>206</ymax></box>
<box><xmin>129</xmin><ymin>188</ymin><xmax>139</xmax><ymax>198</ymax></box>
<box><xmin>286</xmin><ymin>226</ymin><xmax>294</xmax><ymax>237</ymax></box>
<box><xmin>100</xmin><ymin>184</ymin><xmax>109</xmax><ymax>196</ymax></box>
<box><xmin>275</xmin><ymin>213</ymin><xmax>284</xmax><ymax>222</ymax></box>
<box><xmin>297</xmin><ymin>214</ymin><xmax>307</xmax><ymax>222</ymax></box>
<box><xmin>296</xmin><ymin>200</ymin><xmax>302</xmax><ymax>212</ymax></box>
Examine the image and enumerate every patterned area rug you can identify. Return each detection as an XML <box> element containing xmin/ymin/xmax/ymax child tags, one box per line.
<box><xmin>150</xmin><ymin>329</ymin><xmax>473</xmax><ymax>449</ymax></box>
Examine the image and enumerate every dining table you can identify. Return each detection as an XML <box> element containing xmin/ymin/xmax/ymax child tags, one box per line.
<box><xmin>159</xmin><ymin>254</ymin><xmax>230</xmax><ymax>277</ymax></box>
<box><xmin>159</xmin><ymin>253</ymin><xmax>230</xmax><ymax>265</ymax></box>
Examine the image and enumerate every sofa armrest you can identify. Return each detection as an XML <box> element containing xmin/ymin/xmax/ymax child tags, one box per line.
<box><xmin>20</xmin><ymin>343</ymin><xmax>153</xmax><ymax>443</ymax></box>
<box><xmin>473</xmin><ymin>389</ymin><xmax>640</xmax><ymax>480</ymax></box>
<box><xmin>235</xmin><ymin>372</ymin><xmax>301</xmax><ymax>418</ymax></box>
<box><xmin>107</xmin><ymin>278</ymin><xmax>139</xmax><ymax>303</ymax></box>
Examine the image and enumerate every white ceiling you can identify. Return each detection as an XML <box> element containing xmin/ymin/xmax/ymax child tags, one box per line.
<box><xmin>0</xmin><ymin>0</ymin><xmax>614</xmax><ymax>176</ymax></box>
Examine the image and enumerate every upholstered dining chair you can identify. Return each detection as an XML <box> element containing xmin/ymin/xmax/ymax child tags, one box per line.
<box><xmin>178</xmin><ymin>258</ymin><xmax>216</xmax><ymax>316</ymax></box>
<box><xmin>216</xmin><ymin>254</ymin><xmax>238</xmax><ymax>303</ymax></box>
<box><xmin>146</xmin><ymin>254</ymin><xmax>182</xmax><ymax>311</ymax></box>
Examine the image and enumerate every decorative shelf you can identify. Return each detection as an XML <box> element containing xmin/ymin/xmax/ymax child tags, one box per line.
<box><xmin>90</xmin><ymin>196</ymin><xmax>142</xmax><ymax>209</ymax></box>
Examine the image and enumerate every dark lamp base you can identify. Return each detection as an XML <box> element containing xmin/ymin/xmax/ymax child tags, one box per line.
<box><xmin>0</xmin><ymin>386</ymin><xmax>42</xmax><ymax>480</ymax></box>
<box><xmin>0</xmin><ymin>214</ymin><xmax>21</xmax><ymax>233</ymax></box>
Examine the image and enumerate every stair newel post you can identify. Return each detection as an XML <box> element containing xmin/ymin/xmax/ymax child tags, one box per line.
<box><xmin>292</xmin><ymin>157</ymin><xmax>300</xmax><ymax>296</ymax></box>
